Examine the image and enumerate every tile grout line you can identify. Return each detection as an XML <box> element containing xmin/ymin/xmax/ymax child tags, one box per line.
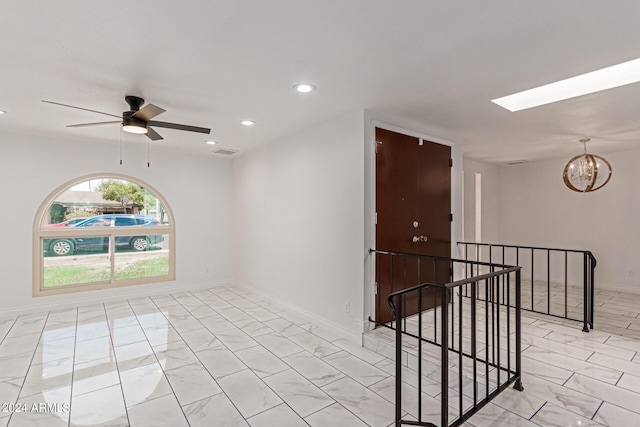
<box><xmin>67</xmin><ymin>307</ymin><xmax>79</xmax><ymax>425</ymax></box>
<box><xmin>101</xmin><ymin>302</ymin><xmax>133</xmax><ymax>427</ymax></box>
<box><xmin>6</xmin><ymin>311</ymin><xmax>51</xmax><ymax>425</ymax></box>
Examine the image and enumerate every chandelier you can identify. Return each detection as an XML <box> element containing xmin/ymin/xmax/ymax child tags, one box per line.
<box><xmin>562</xmin><ymin>138</ymin><xmax>612</xmax><ymax>192</ymax></box>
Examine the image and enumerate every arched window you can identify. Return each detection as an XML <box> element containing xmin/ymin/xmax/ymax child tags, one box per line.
<box><xmin>33</xmin><ymin>173</ymin><xmax>175</xmax><ymax>296</ymax></box>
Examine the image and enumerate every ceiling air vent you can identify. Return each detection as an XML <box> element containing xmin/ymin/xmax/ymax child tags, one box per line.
<box><xmin>504</xmin><ymin>160</ymin><xmax>528</xmax><ymax>165</ymax></box>
<box><xmin>213</xmin><ymin>148</ymin><xmax>239</xmax><ymax>155</ymax></box>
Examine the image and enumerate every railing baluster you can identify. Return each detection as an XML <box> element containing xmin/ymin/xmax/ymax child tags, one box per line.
<box><xmin>507</xmin><ymin>272</ymin><xmax>511</xmax><ymax>382</ymax></box>
<box><xmin>496</xmin><ymin>274</ymin><xmax>501</xmax><ymax>388</ymax></box>
<box><xmin>458</xmin><ymin>285</ymin><xmax>463</xmax><ymax>420</ymax></box>
<box><xmin>434</xmin><ymin>258</ymin><xmax>438</xmax><ymax>343</ymax></box>
<box><xmin>516</xmin><ymin>247</ymin><xmax>520</xmax><ymax>306</ymax></box>
<box><xmin>464</xmin><ymin>243</ymin><xmax>469</xmax><ymax>297</ymax></box>
<box><xmin>489</xmin><ymin>244</ymin><xmax>492</xmax><ymax>266</ymax></box>
<box><xmin>531</xmin><ymin>249</ymin><xmax>535</xmax><ymax>312</ymax></box>
<box><xmin>376</xmin><ymin>252</ymin><xmax>381</xmax><ymax>323</ymax></box>
<box><xmin>514</xmin><ymin>268</ymin><xmax>524</xmax><ymax>391</ymax></box>
<box><xmin>492</xmin><ymin>276</ymin><xmax>496</xmax><ymax>372</ymax></box>
<box><xmin>441</xmin><ymin>286</ymin><xmax>449</xmax><ymax>427</ymax></box>
<box><xmin>390</xmin><ymin>254</ymin><xmax>394</xmax><ymax>328</ymax></box>
<box><xmin>565</xmin><ymin>251</ymin><xmax>568</xmax><ymax>319</ymax></box>
<box><xmin>547</xmin><ymin>249</ymin><xmax>551</xmax><ymax>315</ymax></box>
<box><xmin>583</xmin><ymin>252</ymin><xmax>589</xmax><ymax>332</ymax></box>
<box><xmin>394</xmin><ymin>293</ymin><xmax>403</xmax><ymax>426</ymax></box>
<box><xmin>418</xmin><ymin>255</ymin><xmax>423</xmax><ymax>424</ymax></box>
<box><xmin>403</xmin><ymin>255</ymin><xmax>407</xmax><ymax>332</ymax></box>
<box><xmin>485</xmin><ymin>277</ymin><xmax>490</xmax><ymax>398</ymax></box>
<box><xmin>402</xmin><ymin>294</ymin><xmax>406</xmax><ymax>335</ymax></box>
<box><xmin>418</xmin><ymin>287</ymin><xmax>423</xmax><ymax>424</ymax></box>
<box><xmin>590</xmin><ymin>254</ymin><xmax>596</xmax><ymax>329</ymax></box>
<box><xmin>451</xmin><ymin>266</ymin><xmax>455</xmax><ymax>350</ymax></box>
<box><xmin>502</xmin><ymin>246</ymin><xmax>506</xmax><ymax>305</ymax></box>
<box><xmin>471</xmin><ymin>280</ymin><xmax>477</xmax><ymax>406</ymax></box>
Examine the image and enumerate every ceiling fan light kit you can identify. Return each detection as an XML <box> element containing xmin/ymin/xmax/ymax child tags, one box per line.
<box><xmin>122</xmin><ymin>114</ymin><xmax>148</xmax><ymax>135</ymax></box>
<box><xmin>562</xmin><ymin>138</ymin><xmax>612</xmax><ymax>192</ymax></box>
<box><xmin>122</xmin><ymin>124</ymin><xmax>148</xmax><ymax>134</ymax></box>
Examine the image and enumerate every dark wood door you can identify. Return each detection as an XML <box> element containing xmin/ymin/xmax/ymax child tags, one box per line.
<box><xmin>375</xmin><ymin>127</ymin><xmax>452</xmax><ymax>324</ymax></box>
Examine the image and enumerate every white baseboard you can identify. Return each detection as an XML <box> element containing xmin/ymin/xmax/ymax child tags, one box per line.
<box><xmin>0</xmin><ymin>279</ymin><xmax>233</xmax><ymax>319</ymax></box>
<box><xmin>237</xmin><ymin>283</ymin><xmax>361</xmax><ymax>344</ymax></box>
<box><xmin>594</xmin><ymin>280</ymin><xmax>640</xmax><ymax>295</ymax></box>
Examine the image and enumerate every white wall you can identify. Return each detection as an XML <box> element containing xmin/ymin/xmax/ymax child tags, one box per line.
<box><xmin>497</xmin><ymin>149</ymin><xmax>640</xmax><ymax>292</ymax></box>
<box><xmin>462</xmin><ymin>159</ymin><xmax>500</xmax><ymax>244</ymax></box>
<box><xmin>0</xmin><ymin>130</ymin><xmax>235</xmax><ymax>314</ymax></box>
<box><xmin>233</xmin><ymin>112</ymin><xmax>365</xmax><ymax>337</ymax></box>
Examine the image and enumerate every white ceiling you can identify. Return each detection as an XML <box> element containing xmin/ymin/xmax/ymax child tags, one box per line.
<box><xmin>2</xmin><ymin>1</ymin><xmax>640</xmax><ymax>164</ymax></box>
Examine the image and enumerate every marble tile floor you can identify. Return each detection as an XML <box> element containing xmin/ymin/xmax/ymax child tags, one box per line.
<box><xmin>1</xmin><ymin>285</ymin><xmax>640</xmax><ymax>426</ymax></box>
<box><xmin>0</xmin><ymin>286</ymin><xmax>409</xmax><ymax>427</ymax></box>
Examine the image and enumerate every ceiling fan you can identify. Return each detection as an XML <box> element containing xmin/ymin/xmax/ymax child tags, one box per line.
<box><xmin>42</xmin><ymin>95</ymin><xmax>210</xmax><ymax>141</ymax></box>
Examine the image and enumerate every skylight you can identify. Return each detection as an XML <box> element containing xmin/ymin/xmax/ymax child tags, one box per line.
<box><xmin>492</xmin><ymin>57</ymin><xmax>640</xmax><ymax>112</ymax></box>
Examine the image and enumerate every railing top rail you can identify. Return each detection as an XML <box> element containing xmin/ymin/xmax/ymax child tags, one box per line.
<box><xmin>387</xmin><ymin>266</ymin><xmax>521</xmax><ymax>302</ymax></box>
<box><xmin>369</xmin><ymin>248</ymin><xmax>514</xmax><ymax>269</ymax></box>
<box><xmin>457</xmin><ymin>241</ymin><xmax>595</xmax><ymax>258</ymax></box>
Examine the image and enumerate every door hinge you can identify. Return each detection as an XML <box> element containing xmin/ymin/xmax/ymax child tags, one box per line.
<box><xmin>449</xmin><ymin>213</ymin><xmax>453</xmax><ymax>222</ymax></box>
<box><xmin>449</xmin><ymin>158</ymin><xmax>453</xmax><ymax>167</ymax></box>
<box><xmin>375</xmin><ymin>282</ymin><xmax>379</xmax><ymax>295</ymax></box>
<box><xmin>375</xmin><ymin>212</ymin><xmax>378</xmax><ymax>224</ymax></box>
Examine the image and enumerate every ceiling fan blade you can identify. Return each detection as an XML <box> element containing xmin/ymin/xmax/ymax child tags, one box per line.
<box><xmin>146</xmin><ymin>127</ymin><xmax>163</xmax><ymax>141</ymax></box>
<box><xmin>133</xmin><ymin>104</ymin><xmax>166</xmax><ymax>121</ymax></box>
<box><xmin>42</xmin><ymin>100</ymin><xmax>121</xmax><ymax>119</ymax></box>
<box><xmin>147</xmin><ymin>120</ymin><xmax>210</xmax><ymax>134</ymax></box>
<box><xmin>67</xmin><ymin>121</ymin><xmax>121</xmax><ymax>128</ymax></box>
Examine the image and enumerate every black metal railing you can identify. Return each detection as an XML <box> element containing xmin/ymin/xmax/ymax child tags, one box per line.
<box><xmin>457</xmin><ymin>242</ymin><xmax>596</xmax><ymax>332</ymax></box>
<box><xmin>370</xmin><ymin>250</ymin><xmax>523</xmax><ymax>427</ymax></box>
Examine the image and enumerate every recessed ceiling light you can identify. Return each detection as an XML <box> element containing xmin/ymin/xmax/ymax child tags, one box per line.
<box><xmin>492</xmin><ymin>57</ymin><xmax>640</xmax><ymax>112</ymax></box>
<box><xmin>294</xmin><ymin>83</ymin><xmax>316</xmax><ymax>93</ymax></box>
<box><xmin>0</xmin><ymin>110</ymin><xmax>7</xmax><ymax>115</ymax></box>
<box><xmin>240</xmin><ymin>120</ymin><xmax>255</xmax><ymax>126</ymax></box>
<box><xmin>205</xmin><ymin>140</ymin><xmax>217</xmax><ymax>145</ymax></box>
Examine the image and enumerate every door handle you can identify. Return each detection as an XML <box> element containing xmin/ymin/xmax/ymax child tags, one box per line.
<box><xmin>412</xmin><ymin>235</ymin><xmax>428</xmax><ymax>242</ymax></box>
